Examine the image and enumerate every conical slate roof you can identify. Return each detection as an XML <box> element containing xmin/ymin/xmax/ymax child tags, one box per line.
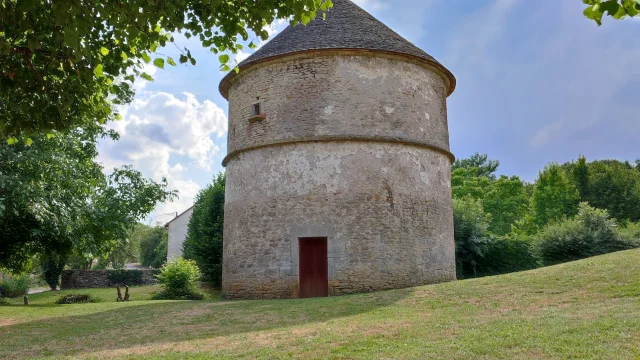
<box><xmin>220</xmin><ymin>0</ymin><xmax>455</xmax><ymax>97</ymax></box>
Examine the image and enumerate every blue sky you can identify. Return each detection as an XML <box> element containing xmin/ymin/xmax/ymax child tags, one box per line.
<box><xmin>97</xmin><ymin>0</ymin><xmax>640</xmax><ymax>224</ymax></box>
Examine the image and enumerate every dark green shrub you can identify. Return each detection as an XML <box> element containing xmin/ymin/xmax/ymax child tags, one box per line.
<box><xmin>55</xmin><ymin>294</ymin><xmax>102</xmax><ymax>304</ymax></box>
<box><xmin>0</xmin><ymin>297</ymin><xmax>9</xmax><ymax>306</ymax></box>
<box><xmin>535</xmin><ymin>203</ymin><xmax>638</xmax><ymax>266</ymax></box>
<box><xmin>0</xmin><ymin>274</ymin><xmax>30</xmax><ymax>298</ymax></box>
<box><xmin>619</xmin><ymin>222</ymin><xmax>640</xmax><ymax>245</ymax></box>
<box><xmin>474</xmin><ymin>236</ymin><xmax>539</xmax><ymax>277</ymax></box>
<box><xmin>184</xmin><ymin>173</ymin><xmax>225</xmax><ymax>286</ymax></box>
<box><xmin>153</xmin><ymin>258</ymin><xmax>203</xmax><ymax>300</ymax></box>
<box><xmin>453</xmin><ymin>197</ymin><xmax>493</xmax><ymax>279</ymax></box>
<box><xmin>107</xmin><ymin>270</ymin><xmax>144</xmax><ymax>286</ymax></box>
<box><xmin>41</xmin><ymin>258</ymin><xmax>65</xmax><ymax>290</ymax></box>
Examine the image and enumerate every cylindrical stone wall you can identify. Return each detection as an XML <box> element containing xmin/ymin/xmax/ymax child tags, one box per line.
<box><xmin>221</xmin><ymin>52</ymin><xmax>456</xmax><ymax>299</ymax></box>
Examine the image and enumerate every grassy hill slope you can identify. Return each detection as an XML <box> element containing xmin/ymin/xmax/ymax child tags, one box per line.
<box><xmin>1</xmin><ymin>249</ymin><xmax>640</xmax><ymax>359</ymax></box>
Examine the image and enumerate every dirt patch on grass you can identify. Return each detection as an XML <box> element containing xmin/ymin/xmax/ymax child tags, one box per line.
<box><xmin>0</xmin><ymin>319</ymin><xmax>16</xmax><ymax>327</ymax></box>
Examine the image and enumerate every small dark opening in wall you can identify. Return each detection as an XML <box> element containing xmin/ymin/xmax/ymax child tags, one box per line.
<box><xmin>252</xmin><ymin>103</ymin><xmax>261</xmax><ymax>116</ymax></box>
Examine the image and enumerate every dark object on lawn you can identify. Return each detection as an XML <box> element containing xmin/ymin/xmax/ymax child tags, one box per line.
<box><xmin>55</xmin><ymin>294</ymin><xmax>101</xmax><ymax>304</ymax></box>
<box><xmin>116</xmin><ymin>286</ymin><xmax>131</xmax><ymax>302</ymax></box>
<box><xmin>0</xmin><ymin>285</ymin><xmax>5</xmax><ymax>298</ymax></box>
<box><xmin>23</xmin><ymin>296</ymin><xmax>28</xmax><ymax>305</ymax></box>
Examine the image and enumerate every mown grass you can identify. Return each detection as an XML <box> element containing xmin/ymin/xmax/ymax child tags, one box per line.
<box><xmin>1</xmin><ymin>250</ymin><xmax>640</xmax><ymax>359</ymax></box>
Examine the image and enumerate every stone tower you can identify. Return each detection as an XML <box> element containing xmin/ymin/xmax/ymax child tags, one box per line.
<box><xmin>219</xmin><ymin>0</ymin><xmax>457</xmax><ymax>299</ymax></box>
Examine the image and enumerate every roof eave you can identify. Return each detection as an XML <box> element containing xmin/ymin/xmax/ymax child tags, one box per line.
<box><xmin>218</xmin><ymin>48</ymin><xmax>456</xmax><ymax>100</ymax></box>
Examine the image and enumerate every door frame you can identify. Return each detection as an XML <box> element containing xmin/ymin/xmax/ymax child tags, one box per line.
<box><xmin>289</xmin><ymin>224</ymin><xmax>343</xmax><ymax>297</ymax></box>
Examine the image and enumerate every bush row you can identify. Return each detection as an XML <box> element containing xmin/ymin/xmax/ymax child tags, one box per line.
<box><xmin>455</xmin><ymin>200</ymin><xmax>640</xmax><ymax>279</ymax></box>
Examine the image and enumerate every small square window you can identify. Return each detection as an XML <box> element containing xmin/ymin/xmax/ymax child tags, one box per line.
<box><xmin>252</xmin><ymin>103</ymin><xmax>262</xmax><ymax>116</ymax></box>
<box><xmin>249</xmin><ymin>102</ymin><xmax>266</xmax><ymax>122</ymax></box>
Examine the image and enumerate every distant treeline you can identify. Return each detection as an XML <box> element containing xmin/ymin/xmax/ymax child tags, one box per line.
<box><xmin>453</xmin><ymin>154</ymin><xmax>640</xmax><ymax>279</ymax></box>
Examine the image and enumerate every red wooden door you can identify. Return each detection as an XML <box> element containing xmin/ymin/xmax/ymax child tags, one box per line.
<box><xmin>299</xmin><ymin>238</ymin><xmax>328</xmax><ymax>298</ymax></box>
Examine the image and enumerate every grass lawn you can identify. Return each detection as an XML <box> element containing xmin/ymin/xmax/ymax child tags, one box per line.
<box><xmin>1</xmin><ymin>250</ymin><xmax>640</xmax><ymax>359</ymax></box>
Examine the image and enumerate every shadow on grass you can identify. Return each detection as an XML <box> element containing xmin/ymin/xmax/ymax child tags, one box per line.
<box><xmin>0</xmin><ymin>287</ymin><xmax>413</xmax><ymax>359</ymax></box>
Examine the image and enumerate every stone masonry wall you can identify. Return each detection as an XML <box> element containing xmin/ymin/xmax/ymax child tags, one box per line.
<box><xmin>224</xmin><ymin>53</ymin><xmax>451</xmax><ymax>164</ymax></box>
<box><xmin>60</xmin><ymin>270</ymin><xmax>158</xmax><ymax>289</ymax></box>
<box><xmin>222</xmin><ymin>54</ymin><xmax>456</xmax><ymax>299</ymax></box>
<box><xmin>223</xmin><ymin>141</ymin><xmax>455</xmax><ymax>299</ymax></box>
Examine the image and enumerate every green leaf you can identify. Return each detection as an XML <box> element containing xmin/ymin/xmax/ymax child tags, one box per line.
<box><xmin>141</xmin><ymin>52</ymin><xmax>151</xmax><ymax>64</ymax></box>
<box><xmin>0</xmin><ymin>40</ymin><xmax>10</xmax><ymax>55</ymax></box>
<box><xmin>190</xmin><ymin>58</ymin><xmax>196</xmax><ymax>66</ymax></box>
<box><xmin>100</xmin><ymin>47</ymin><xmax>110</xmax><ymax>56</ymax></box>
<box><xmin>7</xmin><ymin>137</ymin><xmax>18</xmax><ymax>145</ymax></box>
<box><xmin>115</xmin><ymin>113</ymin><xmax>123</xmax><ymax>121</ymax></box>
<box><xmin>321</xmin><ymin>0</ymin><xmax>333</xmax><ymax>11</ymax></box>
<box><xmin>167</xmin><ymin>57</ymin><xmax>177</xmax><ymax>66</ymax></box>
<box><xmin>93</xmin><ymin>64</ymin><xmax>104</xmax><ymax>77</ymax></box>
<box><xmin>179</xmin><ymin>54</ymin><xmax>189</xmax><ymax>64</ymax></box>
<box><xmin>584</xmin><ymin>5</ymin><xmax>604</xmax><ymax>25</ymax></box>
<box><xmin>219</xmin><ymin>54</ymin><xmax>230</xmax><ymax>64</ymax></box>
<box><xmin>46</xmin><ymin>133</ymin><xmax>56</xmax><ymax>139</ymax></box>
<box><xmin>153</xmin><ymin>58</ymin><xmax>165</xmax><ymax>69</ymax></box>
<box><xmin>140</xmin><ymin>72</ymin><xmax>154</xmax><ymax>82</ymax></box>
<box><xmin>24</xmin><ymin>138</ymin><xmax>33</xmax><ymax>146</ymax></box>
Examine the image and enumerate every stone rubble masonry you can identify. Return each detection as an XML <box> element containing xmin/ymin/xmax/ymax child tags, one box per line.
<box><xmin>222</xmin><ymin>53</ymin><xmax>456</xmax><ymax>299</ymax></box>
<box><xmin>60</xmin><ymin>270</ymin><xmax>158</xmax><ymax>289</ymax></box>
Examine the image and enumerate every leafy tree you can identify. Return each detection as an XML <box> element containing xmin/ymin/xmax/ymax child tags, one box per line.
<box><xmin>136</xmin><ymin>224</ymin><xmax>168</xmax><ymax>268</ymax></box>
<box><xmin>0</xmin><ymin>0</ymin><xmax>333</xmax><ymax>140</ymax></box>
<box><xmin>531</xmin><ymin>163</ymin><xmax>580</xmax><ymax>228</ymax></box>
<box><xmin>150</xmin><ymin>233</ymin><xmax>168</xmax><ymax>269</ymax></box>
<box><xmin>452</xmin><ymin>153</ymin><xmax>499</xmax><ymax>180</ymax></box>
<box><xmin>0</xmin><ymin>125</ymin><xmax>175</xmax><ymax>274</ymax></box>
<box><xmin>451</xmin><ymin>153</ymin><xmax>499</xmax><ymax>200</ymax></box>
<box><xmin>103</xmin><ymin>236</ymin><xmax>141</xmax><ymax>270</ymax></box>
<box><xmin>569</xmin><ymin>156</ymin><xmax>590</xmax><ymax>200</ymax></box>
<box><xmin>583</xmin><ymin>0</ymin><xmax>639</xmax><ymax>25</ymax></box>
<box><xmin>453</xmin><ymin>197</ymin><xmax>493</xmax><ymax>279</ymax></box>
<box><xmin>583</xmin><ymin>161</ymin><xmax>640</xmax><ymax>222</ymax></box>
<box><xmin>483</xmin><ymin>176</ymin><xmax>530</xmax><ymax>236</ymax></box>
<box><xmin>564</xmin><ymin>158</ymin><xmax>640</xmax><ymax>222</ymax></box>
<box><xmin>451</xmin><ymin>167</ymin><xmax>492</xmax><ymax>200</ymax></box>
<box><xmin>66</xmin><ymin>254</ymin><xmax>95</xmax><ymax>271</ymax></box>
<box><xmin>184</xmin><ymin>173</ymin><xmax>225</xmax><ymax>286</ymax></box>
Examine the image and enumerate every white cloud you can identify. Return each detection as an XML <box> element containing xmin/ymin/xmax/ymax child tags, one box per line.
<box><xmin>99</xmin><ymin>92</ymin><xmax>228</xmax><ymax>222</ymax></box>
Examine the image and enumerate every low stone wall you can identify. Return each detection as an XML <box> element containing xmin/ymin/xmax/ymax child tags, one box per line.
<box><xmin>60</xmin><ymin>269</ymin><xmax>158</xmax><ymax>289</ymax></box>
